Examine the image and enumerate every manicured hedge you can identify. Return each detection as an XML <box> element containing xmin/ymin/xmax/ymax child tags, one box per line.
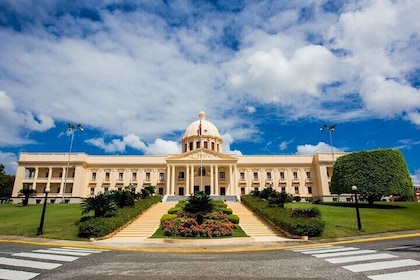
<box><xmin>241</xmin><ymin>195</ymin><xmax>325</xmax><ymax>237</ymax></box>
<box><xmin>78</xmin><ymin>196</ymin><xmax>161</xmax><ymax>238</ymax></box>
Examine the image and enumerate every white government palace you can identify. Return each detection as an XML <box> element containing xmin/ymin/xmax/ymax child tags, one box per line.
<box><xmin>12</xmin><ymin>111</ymin><xmax>343</xmax><ymax>204</ymax></box>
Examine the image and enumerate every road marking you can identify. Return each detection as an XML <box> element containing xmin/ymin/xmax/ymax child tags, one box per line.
<box><xmin>58</xmin><ymin>247</ymin><xmax>108</xmax><ymax>253</ymax></box>
<box><xmin>343</xmin><ymin>259</ymin><xmax>420</xmax><ymax>272</ymax></box>
<box><xmin>33</xmin><ymin>249</ymin><xmax>91</xmax><ymax>256</ymax></box>
<box><xmin>12</xmin><ymin>252</ymin><xmax>79</xmax><ymax>262</ymax></box>
<box><xmin>0</xmin><ymin>268</ymin><xmax>39</xmax><ymax>280</ymax></box>
<box><xmin>325</xmin><ymin>253</ymin><xmax>397</xmax><ymax>264</ymax></box>
<box><xmin>367</xmin><ymin>269</ymin><xmax>420</xmax><ymax>280</ymax></box>
<box><xmin>0</xmin><ymin>256</ymin><xmax>61</xmax><ymax>269</ymax></box>
<box><xmin>312</xmin><ymin>249</ymin><xmax>377</xmax><ymax>258</ymax></box>
<box><xmin>299</xmin><ymin>247</ymin><xmax>359</xmax><ymax>254</ymax></box>
<box><xmin>291</xmin><ymin>245</ymin><xmax>334</xmax><ymax>252</ymax></box>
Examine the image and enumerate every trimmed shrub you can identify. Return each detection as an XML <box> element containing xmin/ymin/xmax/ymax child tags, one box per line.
<box><xmin>167</xmin><ymin>207</ymin><xmax>182</xmax><ymax>214</ymax></box>
<box><xmin>78</xmin><ymin>196</ymin><xmax>161</xmax><ymax>238</ymax></box>
<box><xmin>161</xmin><ymin>214</ymin><xmax>178</xmax><ymax>223</ymax></box>
<box><xmin>241</xmin><ymin>195</ymin><xmax>324</xmax><ymax>237</ymax></box>
<box><xmin>227</xmin><ymin>214</ymin><xmax>240</xmax><ymax>224</ymax></box>
<box><xmin>290</xmin><ymin>208</ymin><xmax>321</xmax><ymax>218</ymax></box>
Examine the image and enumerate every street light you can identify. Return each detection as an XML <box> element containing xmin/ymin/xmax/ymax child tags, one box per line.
<box><xmin>62</xmin><ymin>123</ymin><xmax>83</xmax><ymax>203</ymax></box>
<box><xmin>320</xmin><ymin>123</ymin><xmax>336</xmax><ymax>162</ymax></box>
<box><xmin>351</xmin><ymin>185</ymin><xmax>363</xmax><ymax>231</ymax></box>
<box><xmin>37</xmin><ymin>186</ymin><xmax>50</xmax><ymax>235</ymax></box>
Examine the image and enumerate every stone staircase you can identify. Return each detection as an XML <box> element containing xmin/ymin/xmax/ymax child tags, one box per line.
<box><xmin>100</xmin><ymin>201</ymin><xmax>289</xmax><ymax>243</ymax></box>
<box><xmin>226</xmin><ymin>202</ymin><xmax>288</xmax><ymax>241</ymax></box>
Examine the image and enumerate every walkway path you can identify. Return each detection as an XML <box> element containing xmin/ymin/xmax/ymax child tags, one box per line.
<box><xmin>98</xmin><ymin>201</ymin><xmax>290</xmax><ymax>243</ymax></box>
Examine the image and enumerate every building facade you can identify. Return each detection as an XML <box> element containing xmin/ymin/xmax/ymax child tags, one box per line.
<box><xmin>12</xmin><ymin>111</ymin><xmax>342</xmax><ymax>204</ymax></box>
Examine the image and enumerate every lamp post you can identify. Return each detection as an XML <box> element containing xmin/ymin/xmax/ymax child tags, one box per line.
<box><xmin>351</xmin><ymin>185</ymin><xmax>363</xmax><ymax>231</ymax></box>
<box><xmin>37</xmin><ymin>186</ymin><xmax>50</xmax><ymax>235</ymax></box>
<box><xmin>320</xmin><ymin>124</ymin><xmax>336</xmax><ymax>162</ymax></box>
<box><xmin>62</xmin><ymin>123</ymin><xmax>83</xmax><ymax>203</ymax></box>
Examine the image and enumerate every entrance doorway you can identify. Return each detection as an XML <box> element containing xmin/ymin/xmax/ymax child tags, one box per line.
<box><xmin>179</xmin><ymin>187</ymin><xmax>184</xmax><ymax>196</ymax></box>
<box><xmin>220</xmin><ymin>187</ymin><xmax>226</xmax><ymax>195</ymax></box>
<box><xmin>205</xmin><ymin>185</ymin><xmax>210</xmax><ymax>195</ymax></box>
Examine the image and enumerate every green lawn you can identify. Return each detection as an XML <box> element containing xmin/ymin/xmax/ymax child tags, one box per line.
<box><xmin>0</xmin><ymin>204</ymin><xmax>83</xmax><ymax>240</ymax></box>
<box><xmin>288</xmin><ymin>202</ymin><xmax>420</xmax><ymax>239</ymax></box>
<box><xmin>1</xmin><ymin>202</ymin><xmax>419</xmax><ymax>240</ymax></box>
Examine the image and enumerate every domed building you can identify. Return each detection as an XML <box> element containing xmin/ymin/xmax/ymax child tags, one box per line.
<box><xmin>11</xmin><ymin>112</ymin><xmax>343</xmax><ymax>203</ymax></box>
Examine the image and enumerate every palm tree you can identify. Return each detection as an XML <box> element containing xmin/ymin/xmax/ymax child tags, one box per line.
<box><xmin>18</xmin><ymin>187</ymin><xmax>36</xmax><ymax>206</ymax></box>
<box><xmin>81</xmin><ymin>193</ymin><xmax>117</xmax><ymax>218</ymax></box>
<box><xmin>184</xmin><ymin>191</ymin><xmax>213</xmax><ymax>224</ymax></box>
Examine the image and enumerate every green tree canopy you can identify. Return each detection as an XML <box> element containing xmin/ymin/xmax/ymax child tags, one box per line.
<box><xmin>0</xmin><ymin>164</ymin><xmax>15</xmax><ymax>200</ymax></box>
<box><xmin>331</xmin><ymin>149</ymin><xmax>414</xmax><ymax>205</ymax></box>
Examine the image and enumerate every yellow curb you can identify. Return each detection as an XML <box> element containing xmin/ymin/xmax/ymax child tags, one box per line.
<box><xmin>1</xmin><ymin>232</ymin><xmax>419</xmax><ymax>254</ymax></box>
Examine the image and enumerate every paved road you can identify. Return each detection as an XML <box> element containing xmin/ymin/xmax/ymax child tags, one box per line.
<box><xmin>0</xmin><ymin>237</ymin><xmax>419</xmax><ymax>280</ymax></box>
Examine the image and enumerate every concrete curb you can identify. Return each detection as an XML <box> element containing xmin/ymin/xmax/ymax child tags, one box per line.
<box><xmin>1</xmin><ymin>230</ymin><xmax>419</xmax><ymax>253</ymax></box>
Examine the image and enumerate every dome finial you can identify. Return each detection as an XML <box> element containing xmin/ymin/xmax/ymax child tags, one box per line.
<box><xmin>199</xmin><ymin>111</ymin><xmax>206</xmax><ymax>120</ymax></box>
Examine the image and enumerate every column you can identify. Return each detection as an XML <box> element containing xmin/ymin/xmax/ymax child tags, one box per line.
<box><xmin>185</xmin><ymin>164</ymin><xmax>190</xmax><ymax>195</ymax></box>
<box><xmin>229</xmin><ymin>165</ymin><xmax>233</xmax><ymax>195</ymax></box>
<box><xmin>171</xmin><ymin>165</ymin><xmax>176</xmax><ymax>195</ymax></box>
<box><xmin>210</xmin><ymin>165</ymin><xmax>214</xmax><ymax>195</ymax></box>
<box><xmin>215</xmin><ymin>165</ymin><xmax>219</xmax><ymax>195</ymax></box>
<box><xmin>47</xmin><ymin>167</ymin><xmax>52</xmax><ymax>193</ymax></box>
<box><xmin>166</xmin><ymin>165</ymin><xmax>170</xmax><ymax>195</ymax></box>
<box><xmin>190</xmin><ymin>165</ymin><xmax>195</xmax><ymax>194</ymax></box>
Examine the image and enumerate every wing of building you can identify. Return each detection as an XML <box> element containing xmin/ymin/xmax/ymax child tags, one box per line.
<box><xmin>11</xmin><ymin>111</ymin><xmax>343</xmax><ymax>204</ymax></box>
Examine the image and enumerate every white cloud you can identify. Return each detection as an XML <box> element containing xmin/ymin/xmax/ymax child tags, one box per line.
<box><xmin>222</xmin><ymin>133</ymin><xmax>242</xmax><ymax>156</ymax></box>
<box><xmin>412</xmin><ymin>170</ymin><xmax>420</xmax><ymax>185</ymax></box>
<box><xmin>279</xmin><ymin>140</ymin><xmax>293</xmax><ymax>151</ymax></box>
<box><xmin>0</xmin><ymin>151</ymin><xmax>18</xmax><ymax>175</ymax></box>
<box><xmin>296</xmin><ymin>142</ymin><xmax>344</xmax><ymax>155</ymax></box>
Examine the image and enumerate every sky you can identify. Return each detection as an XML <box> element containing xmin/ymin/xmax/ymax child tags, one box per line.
<box><xmin>0</xmin><ymin>0</ymin><xmax>419</xmax><ymax>184</ymax></box>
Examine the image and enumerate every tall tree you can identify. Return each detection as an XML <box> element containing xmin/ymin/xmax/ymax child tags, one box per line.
<box><xmin>0</xmin><ymin>164</ymin><xmax>15</xmax><ymax>200</ymax></box>
<box><xmin>331</xmin><ymin>149</ymin><xmax>414</xmax><ymax>205</ymax></box>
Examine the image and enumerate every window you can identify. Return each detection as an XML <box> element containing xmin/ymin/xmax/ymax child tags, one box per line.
<box><xmin>132</xmin><ymin>172</ymin><xmax>137</xmax><ymax>180</ymax></box>
<box><xmin>159</xmin><ymin>172</ymin><xmax>164</xmax><ymax>181</ymax></box>
<box><xmin>253</xmin><ymin>172</ymin><xmax>258</xmax><ymax>180</ymax></box>
<box><xmin>105</xmin><ymin>172</ymin><xmax>110</xmax><ymax>180</ymax></box>
<box><xmin>280</xmin><ymin>172</ymin><xmax>285</xmax><ymax>180</ymax></box>
<box><xmin>308</xmin><ymin>186</ymin><xmax>312</xmax><ymax>194</ymax></box>
<box><xmin>178</xmin><ymin>172</ymin><xmax>185</xmax><ymax>179</ymax></box>
<box><xmin>90</xmin><ymin>187</ymin><xmax>95</xmax><ymax>195</ymax></box>
<box><xmin>119</xmin><ymin>172</ymin><xmax>123</xmax><ymax>180</ymax></box>
<box><xmin>281</xmin><ymin>187</ymin><xmax>286</xmax><ymax>193</ymax></box>
<box><xmin>59</xmin><ymin>172</ymin><xmax>63</xmax><ymax>178</ymax></box>
<box><xmin>294</xmin><ymin>186</ymin><xmax>299</xmax><ymax>194</ymax></box>
<box><xmin>240</xmin><ymin>172</ymin><xmax>245</xmax><ymax>180</ymax></box>
<box><xmin>189</xmin><ymin>142</ymin><xmax>193</xmax><ymax>151</ymax></box>
<box><xmin>204</xmin><ymin>141</ymin><xmax>208</xmax><ymax>149</ymax></box>
<box><xmin>104</xmin><ymin>187</ymin><xmax>109</xmax><ymax>192</ymax></box>
<box><xmin>241</xmin><ymin>187</ymin><xmax>245</xmax><ymax>195</ymax></box>
<box><xmin>306</xmin><ymin>171</ymin><xmax>311</xmax><ymax>179</ymax></box>
<box><xmin>220</xmin><ymin>171</ymin><xmax>225</xmax><ymax>179</ymax></box>
<box><xmin>92</xmin><ymin>172</ymin><xmax>97</xmax><ymax>180</ymax></box>
<box><xmin>118</xmin><ymin>187</ymin><xmax>122</xmax><ymax>191</ymax></box>
<box><xmin>293</xmin><ymin>172</ymin><xmax>298</xmax><ymax>179</ymax></box>
<box><xmin>266</xmin><ymin>172</ymin><xmax>272</xmax><ymax>179</ymax></box>
<box><xmin>199</xmin><ymin>167</ymin><xmax>206</xmax><ymax>176</ymax></box>
<box><xmin>211</xmin><ymin>142</ymin><xmax>215</xmax><ymax>150</ymax></box>
<box><xmin>184</xmin><ymin>143</ymin><xmax>187</xmax><ymax>152</ymax></box>
<box><xmin>196</xmin><ymin>141</ymin><xmax>201</xmax><ymax>148</ymax></box>
<box><xmin>145</xmin><ymin>172</ymin><xmax>150</xmax><ymax>180</ymax></box>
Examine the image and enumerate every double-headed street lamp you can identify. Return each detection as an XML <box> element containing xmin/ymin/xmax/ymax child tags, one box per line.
<box><xmin>320</xmin><ymin>124</ymin><xmax>336</xmax><ymax>162</ymax></box>
<box><xmin>62</xmin><ymin>123</ymin><xmax>83</xmax><ymax>203</ymax></box>
<box><xmin>37</xmin><ymin>186</ymin><xmax>50</xmax><ymax>235</ymax></box>
<box><xmin>351</xmin><ymin>185</ymin><xmax>363</xmax><ymax>231</ymax></box>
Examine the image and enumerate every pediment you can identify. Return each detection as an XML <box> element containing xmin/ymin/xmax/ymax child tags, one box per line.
<box><xmin>167</xmin><ymin>149</ymin><xmax>238</xmax><ymax>162</ymax></box>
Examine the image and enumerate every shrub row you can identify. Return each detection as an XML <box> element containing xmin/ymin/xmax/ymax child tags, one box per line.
<box><xmin>241</xmin><ymin>195</ymin><xmax>325</xmax><ymax>237</ymax></box>
<box><xmin>78</xmin><ymin>196</ymin><xmax>161</xmax><ymax>238</ymax></box>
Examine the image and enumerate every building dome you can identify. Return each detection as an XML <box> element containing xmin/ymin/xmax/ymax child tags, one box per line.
<box><xmin>182</xmin><ymin>111</ymin><xmax>223</xmax><ymax>153</ymax></box>
<box><xmin>183</xmin><ymin>111</ymin><xmax>221</xmax><ymax>138</ymax></box>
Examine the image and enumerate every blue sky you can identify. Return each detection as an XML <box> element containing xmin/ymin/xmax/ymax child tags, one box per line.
<box><xmin>0</xmin><ymin>1</ymin><xmax>419</xmax><ymax>184</ymax></box>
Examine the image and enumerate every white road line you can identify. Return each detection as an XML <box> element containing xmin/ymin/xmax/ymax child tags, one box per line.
<box><xmin>368</xmin><ymin>269</ymin><xmax>420</xmax><ymax>280</ymax></box>
<box><xmin>300</xmin><ymin>247</ymin><xmax>359</xmax><ymax>254</ymax></box>
<box><xmin>33</xmin><ymin>249</ymin><xmax>91</xmax><ymax>256</ymax></box>
<box><xmin>343</xmin><ymin>259</ymin><xmax>420</xmax><ymax>272</ymax></box>
<box><xmin>313</xmin><ymin>249</ymin><xmax>377</xmax><ymax>258</ymax></box>
<box><xmin>291</xmin><ymin>245</ymin><xmax>334</xmax><ymax>252</ymax></box>
<box><xmin>325</xmin><ymin>253</ymin><xmax>398</xmax><ymax>264</ymax></box>
<box><xmin>12</xmin><ymin>252</ymin><xmax>78</xmax><ymax>262</ymax></box>
<box><xmin>0</xmin><ymin>257</ymin><xmax>61</xmax><ymax>270</ymax></box>
<box><xmin>385</xmin><ymin>245</ymin><xmax>415</xmax><ymax>250</ymax></box>
<box><xmin>0</xmin><ymin>268</ymin><xmax>39</xmax><ymax>280</ymax></box>
<box><xmin>58</xmin><ymin>247</ymin><xmax>107</xmax><ymax>253</ymax></box>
